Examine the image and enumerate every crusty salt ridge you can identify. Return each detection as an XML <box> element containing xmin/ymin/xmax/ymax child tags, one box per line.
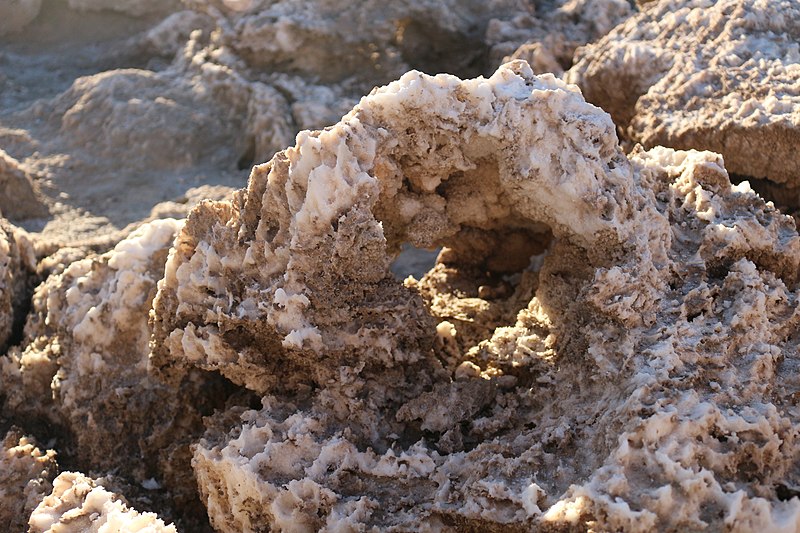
<box><xmin>0</xmin><ymin>428</ymin><xmax>57</xmax><ymax>532</ymax></box>
<box><xmin>1</xmin><ymin>219</ymin><xmax>233</xmax><ymax>529</ymax></box>
<box><xmin>29</xmin><ymin>472</ymin><xmax>176</xmax><ymax>533</ymax></box>
<box><xmin>152</xmin><ymin>62</ymin><xmax>800</xmax><ymax>530</ymax></box>
<box><xmin>150</xmin><ymin>60</ymin><xmax>634</xmax><ymax>393</ymax></box>
<box><xmin>566</xmin><ymin>0</ymin><xmax>800</xmax><ymax>187</ymax></box>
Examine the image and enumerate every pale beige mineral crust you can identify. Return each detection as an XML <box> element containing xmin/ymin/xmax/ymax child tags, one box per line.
<box><xmin>566</xmin><ymin>0</ymin><xmax>800</xmax><ymax>186</ymax></box>
<box><xmin>1</xmin><ymin>219</ymin><xmax>233</xmax><ymax>527</ymax></box>
<box><xmin>29</xmin><ymin>472</ymin><xmax>176</xmax><ymax>533</ymax></box>
<box><xmin>147</xmin><ymin>61</ymin><xmax>800</xmax><ymax>530</ymax></box>
<box><xmin>0</xmin><ymin>429</ymin><xmax>57</xmax><ymax>532</ymax></box>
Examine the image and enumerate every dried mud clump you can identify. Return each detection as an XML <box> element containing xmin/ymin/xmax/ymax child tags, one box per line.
<box><xmin>149</xmin><ymin>61</ymin><xmax>800</xmax><ymax>530</ymax></box>
<box><xmin>567</xmin><ymin>0</ymin><xmax>800</xmax><ymax>187</ymax></box>
<box><xmin>0</xmin><ymin>429</ymin><xmax>57</xmax><ymax>532</ymax></box>
<box><xmin>29</xmin><ymin>472</ymin><xmax>176</xmax><ymax>533</ymax></box>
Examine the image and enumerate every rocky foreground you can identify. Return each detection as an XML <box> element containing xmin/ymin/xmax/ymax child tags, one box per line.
<box><xmin>2</xmin><ymin>1</ymin><xmax>800</xmax><ymax>531</ymax></box>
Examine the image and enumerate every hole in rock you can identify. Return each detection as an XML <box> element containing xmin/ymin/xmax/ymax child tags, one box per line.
<box><xmin>777</xmin><ymin>483</ymin><xmax>800</xmax><ymax>502</ymax></box>
<box><xmin>236</xmin><ymin>137</ymin><xmax>257</xmax><ymax>171</ymax></box>
<box><xmin>737</xmin><ymin>173</ymin><xmax>800</xmax><ymax>218</ymax></box>
<box><xmin>413</xmin><ymin>225</ymin><xmax>555</xmax><ymax>363</ymax></box>
<box><xmin>390</xmin><ymin>244</ymin><xmax>440</xmax><ymax>280</ymax></box>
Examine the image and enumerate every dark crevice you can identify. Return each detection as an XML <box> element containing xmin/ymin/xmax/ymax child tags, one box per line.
<box><xmin>236</xmin><ymin>137</ymin><xmax>257</xmax><ymax>171</ymax></box>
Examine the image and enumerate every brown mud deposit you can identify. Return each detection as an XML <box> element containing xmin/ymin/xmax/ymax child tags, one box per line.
<box><xmin>2</xmin><ymin>1</ymin><xmax>800</xmax><ymax>531</ymax></box>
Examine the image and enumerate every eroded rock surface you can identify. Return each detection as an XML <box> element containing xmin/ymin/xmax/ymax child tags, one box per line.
<box><xmin>148</xmin><ymin>62</ymin><xmax>800</xmax><ymax>531</ymax></box>
<box><xmin>567</xmin><ymin>0</ymin><xmax>800</xmax><ymax>187</ymax></box>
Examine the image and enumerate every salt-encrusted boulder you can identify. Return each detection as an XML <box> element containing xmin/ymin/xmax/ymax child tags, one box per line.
<box><xmin>1</xmin><ymin>220</ymin><xmax>234</xmax><ymax>527</ymax></box>
<box><xmin>486</xmin><ymin>0</ymin><xmax>633</xmax><ymax>75</ymax></box>
<box><xmin>567</xmin><ymin>0</ymin><xmax>800</xmax><ymax>186</ymax></box>
<box><xmin>29</xmin><ymin>472</ymin><xmax>176</xmax><ymax>533</ymax></box>
<box><xmin>150</xmin><ymin>60</ymin><xmax>637</xmax><ymax>396</ymax></box>
<box><xmin>0</xmin><ymin>429</ymin><xmax>57</xmax><ymax>532</ymax></box>
<box><xmin>149</xmin><ymin>62</ymin><xmax>800</xmax><ymax>530</ymax></box>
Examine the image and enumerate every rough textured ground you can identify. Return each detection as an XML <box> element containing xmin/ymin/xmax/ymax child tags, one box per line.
<box><xmin>3</xmin><ymin>1</ymin><xmax>800</xmax><ymax>532</ymax></box>
<box><xmin>567</xmin><ymin>0</ymin><xmax>800</xmax><ymax>187</ymax></box>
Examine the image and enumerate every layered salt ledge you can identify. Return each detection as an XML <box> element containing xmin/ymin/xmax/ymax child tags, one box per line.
<box><xmin>151</xmin><ymin>60</ymin><xmax>635</xmax><ymax>395</ymax></box>
<box><xmin>29</xmin><ymin>472</ymin><xmax>176</xmax><ymax>533</ymax></box>
<box><xmin>566</xmin><ymin>0</ymin><xmax>800</xmax><ymax>186</ymax></box>
<box><xmin>0</xmin><ymin>219</ymin><xmax>226</xmax><ymax>526</ymax></box>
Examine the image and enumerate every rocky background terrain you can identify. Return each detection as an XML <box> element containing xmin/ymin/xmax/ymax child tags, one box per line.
<box><xmin>2</xmin><ymin>0</ymin><xmax>800</xmax><ymax>531</ymax></box>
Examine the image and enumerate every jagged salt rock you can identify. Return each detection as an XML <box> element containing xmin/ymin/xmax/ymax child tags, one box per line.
<box><xmin>567</xmin><ymin>0</ymin><xmax>800</xmax><ymax>186</ymax></box>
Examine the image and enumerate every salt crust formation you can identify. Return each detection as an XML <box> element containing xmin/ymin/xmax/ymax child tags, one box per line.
<box><xmin>1</xmin><ymin>220</ymin><xmax>238</xmax><ymax>528</ymax></box>
<box><xmin>567</xmin><ymin>0</ymin><xmax>800</xmax><ymax>186</ymax></box>
<box><xmin>29</xmin><ymin>472</ymin><xmax>176</xmax><ymax>533</ymax></box>
<box><xmin>5</xmin><ymin>2</ymin><xmax>800</xmax><ymax>531</ymax></box>
<box><xmin>147</xmin><ymin>61</ymin><xmax>800</xmax><ymax>531</ymax></box>
<box><xmin>0</xmin><ymin>0</ymin><xmax>631</xmax><ymax>248</ymax></box>
<box><xmin>0</xmin><ymin>429</ymin><xmax>57</xmax><ymax>532</ymax></box>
